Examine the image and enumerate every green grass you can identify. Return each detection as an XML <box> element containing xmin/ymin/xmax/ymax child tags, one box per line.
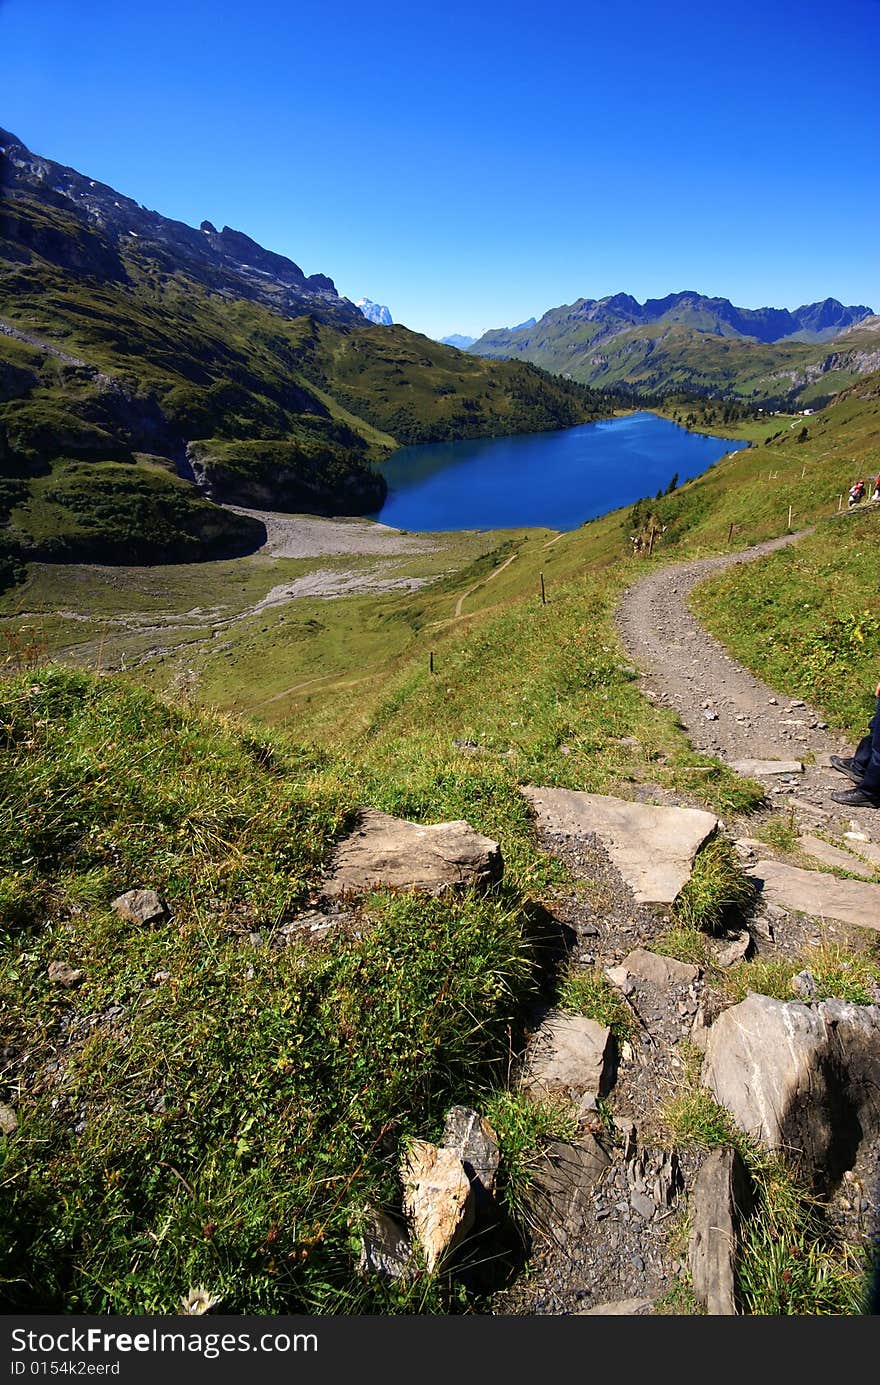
<box><xmin>0</xmin><ymin>666</ymin><xmax>543</xmax><ymax>1312</ymax></box>
<box><xmin>672</xmin><ymin>836</ymin><xmax>757</xmax><ymax>934</ymax></box>
<box><xmin>556</xmin><ymin>964</ymin><xmax>635</xmax><ymax>1041</ymax></box>
<box><xmin>724</xmin><ymin>942</ymin><xmax>880</xmax><ymax>1006</ymax></box>
<box><xmin>482</xmin><ymin>1092</ymin><xmax>578</xmax><ymax>1225</ymax></box>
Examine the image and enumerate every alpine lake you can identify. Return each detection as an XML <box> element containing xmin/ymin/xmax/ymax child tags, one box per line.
<box><xmin>376</xmin><ymin>410</ymin><xmax>748</xmax><ymax>532</ymax></box>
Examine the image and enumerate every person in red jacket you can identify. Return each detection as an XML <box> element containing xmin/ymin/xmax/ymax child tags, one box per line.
<box><xmin>830</xmin><ymin>677</ymin><xmax>880</xmax><ymax>807</ymax></box>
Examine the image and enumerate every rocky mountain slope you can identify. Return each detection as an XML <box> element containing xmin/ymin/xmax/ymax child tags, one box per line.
<box><xmin>356</xmin><ymin>298</ymin><xmax>393</xmax><ymax>326</ymax></box>
<box><xmin>471</xmin><ymin>291</ymin><xmax>879</xmax><ymax>405</ymax></box>
<box><xmin>0</xmin><ymin>131</ymin><xmax>610</xmax><ymax>580</ymax></box>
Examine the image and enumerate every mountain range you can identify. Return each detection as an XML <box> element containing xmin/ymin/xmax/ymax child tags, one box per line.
<box><xmin>0</xmin><ymin>129</ymin><xmax>610</xmax><ymax>581</ymax></box>
<box><xmin>470</xmin><ymin>292</ymin><xmax>880</xmax><ymax>403</ymax></box>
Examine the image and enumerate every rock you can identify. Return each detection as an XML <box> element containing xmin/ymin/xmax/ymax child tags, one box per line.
<box><xmin>786</xmin><ymin>797</ymin><xmax>830</xmax><ymax>820</ymax></box>
<box><xmin>111</xmin><ymin>888</ymin><xmax>167</xmax><ymax>926</ymax></box>
<box><xmin>47</xmin><ymin>962</ymin><xmax>83</xmax><ymax>987</ymax></box>
<box><xmin>689</xmin><ymin>1147</ymin><xmax>753</xmax><ymax>1315</ymax></box>
<box><xmin>690</xmin><ymin>1004</ymin><xmax>711</xmax><ymax>1051</ymax></box>
<box><xmin>0</xmin><ymin>1103</ymin><xmax>17</xmax><ymax>1135</ymax></box>
<box><xmin>748</xmin><ymin>859</ymin><xmax>880</xmax><ymax>932</ymax></box>
<box><xmin>703</xmin><ymin>710</ymin><xmax>719</xmax><ymax>721</ymax></box>
<box><xmin>630</xmin><ymin>1190</ymin><xmax>655</xmax><ymax>1219</ymax></box>
<box><xmin>800</xmin><ymin>835</ymin><xmax>878</xmax><ymax>879</ymax></box>
<box><xmin>521</xmin><ymin>788</ymin><xmax>718</xmax><ymax>904</ymax></box>
<box><xmin>528</xmin><ymin>1135</ymin><xmax>611</xmax><ymax>1240</ymax></box>
<box><xmin>578</xmin><ymin>1298</ymin><xmax>653</xmax><ymax>1315</ymax></box>
<box><xmin>843</xmin><ymin>837</ymin><xmax>880</xmax><ymax>871</ymax></box>
<box><xmin>521</xmin><ymin>1010</ymin><xmax>614</xmax><ymax>1101</ymax></box>
<box><xmin>401</xmin><ymin>1140</ymin><xmax>474</xmax><ymax>1271</ymax></box>
<box><xmin>356</xmin><ymin>1207</ymin><xmax>413</xmax><ymax>1279</ymax></box>
<box><xmin>730</xmin><ymin>759</ymin><xmax>804</xmax><ymax>776</ymax></box>
<box><xmin>714</xmin><ymin>930</ymin><xmax>751</xmax><ymax>968</ymax></box>
<box><xmin>702</xmin><ymin>993</ymin><xmax>880</xmax><ymax>1186</ymax></box>
<box><xmin>604</xmin><ymin>964</ymin><xmax>635</xmax><ymax>994</ymax></box>
<box><xmin>791</xmin><ymin>968</ymin><xmax>818</xmax><ymax>999</ymax></box>
<box><xmin>621</xmin><ymin>947</ymin><xmax>699</xmax><ymax>987</ymax></box>
<box><xmin>441</xmin><ymin>1106</ymin><xmax>500</xmax><ymax>1196</ymax></box>
<box><xmin>325</xmin><ymin>809</ymin><xmax>502</xmax><ymax>897</ymax></box>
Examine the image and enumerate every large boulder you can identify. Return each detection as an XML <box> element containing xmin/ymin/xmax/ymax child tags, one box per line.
<box><xmin>689</xmin><ymin>1147</ymin><xmax>753</xmax><ymax>1315</ymax></box>
<box><xmin>325</xmin><ymin>809</ymin><xmax>502</xmax><ymax>897</ymax></box>
<box><xmin>521</xmin><ymin>788</ymin><xmax>717</xmax><ymax>903</ymax></box>
<box><xmin>521</xmin><ymin>1010</ymin><xmax>614</xmax><ymax>1102</ymax></box>
<box><xmin>702</xmin><ymin>993</ymin><xmax>880</xmax><ymax>1186</ymax></box>
<box><xmin>401</xmin><ymin>1140</ymin><xmax>475</xmax><ymax>1272</ymax></box>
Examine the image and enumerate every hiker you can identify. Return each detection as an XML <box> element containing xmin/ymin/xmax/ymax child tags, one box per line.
<box><xmin>848</xmin><ymin>479</ymin><xmax>866</xmax><ymax>507</ymax></box>
<box><xmin>872</xmin><ymin>472</ymin><xmax>880</xmax><ymax>502</ymax></box>
<box><xmin>830</xmin><ymin>678</ymin><xmax>880</xmax><ymax>808</ymax></box>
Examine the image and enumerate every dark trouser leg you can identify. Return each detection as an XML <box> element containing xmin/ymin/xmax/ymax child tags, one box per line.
<box><xmin>856</xmin><ymin>700</ymin><xmax>880</xmax><ymax>798</ymax></box>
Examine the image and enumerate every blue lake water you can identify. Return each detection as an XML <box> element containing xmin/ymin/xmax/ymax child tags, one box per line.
<box><xmin>375</xmin><ymin>411</ymin><xmax>748</xmax><ymax>532</ymax></box>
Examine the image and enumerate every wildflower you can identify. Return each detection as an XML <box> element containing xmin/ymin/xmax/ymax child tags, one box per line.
<box><xmin>180</xmin><ymin>1286</ymin><xmax>220</xmax><ymax>1315</ymax></box>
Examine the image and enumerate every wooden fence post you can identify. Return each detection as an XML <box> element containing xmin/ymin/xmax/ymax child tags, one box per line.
<box><xmin>540</xmin><ymin>573</ymin><xmax>546</xmax><ymax>606</ymax></box>
<box><xmin>429</xmin><ymin>651</ymin><xmax>434</xmax><ymax>674</ymax></box>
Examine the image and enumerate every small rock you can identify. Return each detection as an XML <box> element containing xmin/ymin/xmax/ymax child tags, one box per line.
<box><xmin>791</xmin><ymin>968</ymin><xmax>818</xmax><ymax>999</ymax></box>
<box><xmin>714</xmin><ymin>930</ymin><xmax>751</xmax><ymax>968</ymax></box>
<box><xmin>630</xmin><ymin>1190</ymin><xmax>656</xmax><ymax>1220</ymax></box>
<box><xmin>0</xmin><ymin>1103</ymin><xmax>18</xmax><ymax>1135</ymax></box>
<box><xmin>356</xmin><ymin>1207</ymin><xmax>414</xmax><ymax>1279</ymax></box>
<box><xmin>521</xmin><ymin>1011</ymin><xmax>614</xmax><ymax>1101</ymax></box>
<box><xmin>703</xmin><ymin>710</ymin><xmax>719</xmax><ymax>721</ymax></box>
<box><xmin>604</xmin><ymin>964</ymin><xmax>635</xmax><ymax>995</ymax></box>
<box><xmin>111</xmin><ymin>889</ymin><xmax>167</xmax><ymax>926</ymax></box>
<box><xmin>622</xmin><ymin>947</ymin><xmax>699</xmax><ymax>987</ymax></box>
<box><xmin>441</xmin><ymin>1106</ymin><xmax>500</xmax><ymax>1196</ymax></box>
<box><xmin>402</xmin><ymin>1141</ymin><xmax>474</xmax><ymax>1272</ymax></box>
<box><xmin>48</xmin><ymin>962</ymin><xmax>83</xmax><ymax>987</ymax></box>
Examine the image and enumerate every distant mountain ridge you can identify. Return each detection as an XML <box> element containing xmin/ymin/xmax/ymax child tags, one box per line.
<box><xmin>356</xmin><ymin>298</ymin><xmax>393</xmax><ymax>326</ymax></box>
<box><xmin>439</xmin><ymin>333</ymin><xmax>476</xmax><ymax>350</ymax></box>
<box><xmin>471</xmin><ymin>290</ymin><xmax>878</xmax><ymax>403</ymax></box>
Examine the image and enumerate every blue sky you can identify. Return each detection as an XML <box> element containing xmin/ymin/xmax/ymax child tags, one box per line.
<box><xmin>3</xmin><ymin>0</ymin><xmax>877</xmax><ymax>338</ymax></box>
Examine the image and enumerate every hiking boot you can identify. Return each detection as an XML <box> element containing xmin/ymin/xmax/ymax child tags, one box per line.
<box><xmin>829</xmin><ymin>755</ymin><xmax>864</xmax><ymax>784</ymax></box>
<box><xmin>829</xmin><ymin>786</ymin><xmax>880</xmax><ymax>809</ymax></box>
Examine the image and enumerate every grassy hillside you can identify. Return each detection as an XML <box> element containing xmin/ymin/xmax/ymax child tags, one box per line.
<box><xmin>4</xmin><ymin>374</ymin><xmax>880</xmax><ymax>1315</ymax></box>
<box><xmin>472</xmin><ymin>309</ymin><xmax>880</xmax><ymax>408</ymax></box>
<box><xmin>0</xmin><ymin>189</ymin><xmax>615</xmax><ymax>584</ymax></box>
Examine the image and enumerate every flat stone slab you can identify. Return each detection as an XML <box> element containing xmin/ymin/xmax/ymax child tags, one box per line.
<box><xmin>325</xmin><ymin>809</ymin><xmax>502</xmax><ymax>896</ymax></box>
<box><xmin>622</xmin><ymin>947</ymin><xmax>699</xmax><ymax>987</ymax></box>
<box><xmin>521</xmin><ymin>1010</ymin><xmax>613</xmax><ymax>1100</ymax></box>
<box><xmin>522</xmin><ymin>787</ymin><xmax>717</xmax><ymax>903</ymax></box>
<box><xmin>528</xmin><ymin>1135</ymin><xmax>611</xmax><ymax>1241</ymax></box>
<box><xmin>730</xmin><ymin>759</ymin><xmax>803</xmax><ymax>776</ymax></box>
<box><xmin>749</xmin><ymin>859</ymin><xmax>880</xmax><ymax>931</ymax></box>
<box><xmin>799</xmin><ymin>835</ymin><xmax>877</xmax><ymax>880</ymax></box>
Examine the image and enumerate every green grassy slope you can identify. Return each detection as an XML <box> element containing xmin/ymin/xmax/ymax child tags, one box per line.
<box><xmin>472</xmin><ymin>310</ymin><xmax>880</xmax><ymax>407</ymax></box>
<box><xmin>4</xmin><ymin>374</ymin><xmax>880</xmax><ymax>1315</ymax></box>
<box><xmin>0</xmin><ymin>191</ymin><xmax>615</xmax><ymax>582</ymax></box>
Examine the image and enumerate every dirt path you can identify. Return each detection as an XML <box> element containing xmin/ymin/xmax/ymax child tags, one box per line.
<box><xmin>454</xmin><ymin>552</ymin><xmax>518</xmax><ymax>618</ymax></box>
<box><xmin>616</xmin><ymin>534</ymin><xmax>880</xmax><ymax>842</ymax></box>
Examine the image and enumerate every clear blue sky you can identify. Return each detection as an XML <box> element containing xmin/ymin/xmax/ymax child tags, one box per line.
<box><xmin>3</xmin><ymin>0</ymin><xmax>877</xmax><ymax>338</ymax></box>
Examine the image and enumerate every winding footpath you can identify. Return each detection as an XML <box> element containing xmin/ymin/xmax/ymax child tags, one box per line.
<box><xmin>616</xmin><ymin>533</ymin><xmax>880</xmax><ymax>849</ymax></box>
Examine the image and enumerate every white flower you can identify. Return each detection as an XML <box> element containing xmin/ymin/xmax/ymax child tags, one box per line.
<box><xmin>180</xmin><ymin>1286</ymin><xmax>220</xmax><ymax>1315</ymax></box>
